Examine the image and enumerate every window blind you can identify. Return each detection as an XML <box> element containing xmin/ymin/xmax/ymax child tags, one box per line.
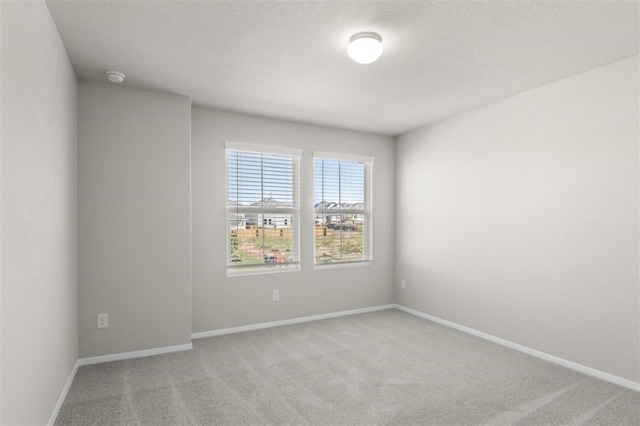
<box><xmin>226</xmin><ymin>144</ymin><xmax>300</xmax><ymax>275</ymax></box>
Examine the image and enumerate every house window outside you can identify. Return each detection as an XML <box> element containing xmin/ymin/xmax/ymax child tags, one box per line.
<box><xmin>314</xmin><ymin>153</ymin><xmax>373</xmax><ymax>266</ymax></box>
<box><xmin>226</xmin><ymin>143</ymin><xmax>300</xmax><ymax>275</ymax></box>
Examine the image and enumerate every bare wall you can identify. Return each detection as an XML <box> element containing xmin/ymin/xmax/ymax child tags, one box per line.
<box><xmin>78</xmin><ymin>83</ymin><xmax>191</xmax><ymax>357</ymax></box>
<box><xmin>0</xmin><ymin>1</ymin><xmax>78</xmax><ymax>424</ymax></box>
<box><xmin>395</xmin><ymin>56</ymin><xmax>639</xmax><ymax>383</ymax></box>
<box><xmin>191</xmin><ymin>108</ymin><xmax>395</xmax><ymax>333</ymax></box>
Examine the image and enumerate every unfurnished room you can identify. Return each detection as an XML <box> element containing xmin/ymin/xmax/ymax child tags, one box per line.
<box><xmin>1</xmin><ymin>0</ymin><xmax>639</xmax><ymax>425</ymax></box>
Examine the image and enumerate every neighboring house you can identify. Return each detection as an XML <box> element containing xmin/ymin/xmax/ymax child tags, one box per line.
<box><xmin>245</xmin><ymin>198</ymin><xmax>293</xmax><ymax>228</ymax></box>
<box><xmin>229</xmin><ymin>198</ymin><xmax>292</xmax><ymax>230</ymax></box>
<box><xmin>314</xmin><ymin>201</ymin><xmax>365</xmax><ymax>227</ymax></box>
<box><xmin>227</xmin><ymin>200</ymin><xmax>247</xmax><ymax>230</ymax></box>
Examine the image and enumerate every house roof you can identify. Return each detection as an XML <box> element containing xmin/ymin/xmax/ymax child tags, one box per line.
<box><xmin>315</xmin><ymin>201</ymin><xmax>364</xmax><ymax>210</ymax></box>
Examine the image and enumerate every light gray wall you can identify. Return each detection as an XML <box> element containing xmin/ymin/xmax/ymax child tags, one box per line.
<box><xmin>0</xmin><ymin>1</ymin><xmax>78</xmax><ymax>424</ymax></box>
<box><xmin>191</xmin><ymin>108</ymin><xmax>395</xmax><ymax>332</ymax></box>
<box><xmin>78</xmin><ymin>83</ymin><xmax>191</xmax><ymax>357</ymax></box>
<box><xmin>395</xmin><ymin>56</ymin><xmax>639</xmax><ymax>383</ymax></box>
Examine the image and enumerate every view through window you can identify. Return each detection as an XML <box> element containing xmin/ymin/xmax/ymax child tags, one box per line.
<box><xmin>314</xmin><ymin>155</ymin><xmax>373</xmax><ymax>265</ymax></box>
<box><xmin>226</xmin><ymin>144</ymin><xmax>300</xmax><ymax>274</ymax></box>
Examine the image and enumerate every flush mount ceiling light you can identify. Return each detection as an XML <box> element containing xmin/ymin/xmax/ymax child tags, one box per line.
<box><xmin>106</xmin><ymin>71</ymin><xmax>125</xmax><ymax>83</ymax></box>
<box><xmin>347</xmin><ymin>32</ymin><xmax>383</xmax><ymax>64</ymax></box>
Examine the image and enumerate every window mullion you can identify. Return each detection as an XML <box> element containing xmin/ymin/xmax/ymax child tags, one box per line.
<box><xmin>260</xmin><ymin>153</ymin><xmax>265</xmax><ymax>264</ymax></box>
<box><xmin>340</xmin><ymin>161</ymin><xmax>345</xmax><ymax>262</ymax></box>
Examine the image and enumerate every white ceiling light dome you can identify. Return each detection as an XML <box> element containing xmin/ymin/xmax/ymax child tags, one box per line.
<box><xmin>347</xmin><ymin>32</ymin><xmax>383</xmax><ymax>64</ymax></box>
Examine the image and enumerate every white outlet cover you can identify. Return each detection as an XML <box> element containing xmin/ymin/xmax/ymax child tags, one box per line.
<box><xmin>97</xmin><ymin>313</ymin><xmax>109</xmax><ymax>328</ymax></box>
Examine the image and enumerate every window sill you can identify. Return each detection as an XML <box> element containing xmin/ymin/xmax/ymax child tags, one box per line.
<box><xmin>226</xmin><ymin>264</ymin><xmax>300</xmax><ymax>277</ymax></box>
<box><xmin>314</xmin><ymin>261</ymin><xmax>372</xmax><ymax>271</ymax></box>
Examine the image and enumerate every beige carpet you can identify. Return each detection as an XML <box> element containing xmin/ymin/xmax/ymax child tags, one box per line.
<box><xmin>55</xmin><ymin>309</ymin><xmax>639</xmax><ymax>425</ymax></box>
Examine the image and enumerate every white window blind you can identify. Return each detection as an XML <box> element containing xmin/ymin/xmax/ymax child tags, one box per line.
<box><xmin>314</xmin><ymin>154</ymin><xmax>373</xmax><ymax>266</ymax></box>
<box><xmin>226</xmin><ymin>143</ymin><xmax>300</xmax><ymax>275</ymax></box>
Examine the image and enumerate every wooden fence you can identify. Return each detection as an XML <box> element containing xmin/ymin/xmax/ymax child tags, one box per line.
<box><xmin>231</xmin><ymin>226</ymin><xmax>327</xmax><ymax>238</ymax></box>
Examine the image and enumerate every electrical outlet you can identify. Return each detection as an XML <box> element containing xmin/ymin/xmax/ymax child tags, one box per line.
<box><xmin>97</xmin><ymin>313</ymin><xmax>109</xmax><ymax>329</ymax></box>
<box><xmin>401</xmin><ymin>280</ymin><xmax>406</xmax><ymax>290</ymax></box>
<box><xmin>272</xmin><ymin>290</ymin><xmax>280</xmax><ymax>302</ymax></box>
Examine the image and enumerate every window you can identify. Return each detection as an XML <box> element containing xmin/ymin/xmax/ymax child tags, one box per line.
<box><xmin>314</xmin><ymin>153</ymin><xmax>373</xmax><ymax>266</ymax></box>
<box><xmin>226</xmin><ymin>143</ymin><xmax>300</xmax><ymax>275</ymax></box>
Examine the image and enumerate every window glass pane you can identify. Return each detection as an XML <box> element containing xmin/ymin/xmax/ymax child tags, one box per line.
<box><xmin>229</xmin><ymin>214</ymin><xmax>295</xmax><ymax>265</ymax></box>
<box><xmin>314</xmin><ymin>156</ymin><xmax>371</xmax><ymax>265</ymax></box>
<box><xmin>314</xmin><ymin>213</ymin><xmax>365</xmax><ymax>263</ymax></box>
<box><xmin>227</xmin><ymin>147</ymin><xmax>299</xmax><ymax>274</ymax></box>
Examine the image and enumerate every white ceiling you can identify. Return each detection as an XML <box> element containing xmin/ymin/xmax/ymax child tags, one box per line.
<box><xmin>45</xmin><ymin>0</ymin><xmax>638</xmax><ymax>136</ymax></box>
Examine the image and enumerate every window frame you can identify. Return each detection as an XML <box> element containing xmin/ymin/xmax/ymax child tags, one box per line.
<box><xmin>313</xmin><ymin>152</ymin><xmax>374</xmax><ymax>268</ymax></box>
<box><xmin>225</xmin><ymin>142</ymin><xmax>301</xmax><ymax>276</ymax></box>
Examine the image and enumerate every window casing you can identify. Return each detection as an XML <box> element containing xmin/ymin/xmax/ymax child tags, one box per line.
<box><xmin>314</xmin><ymin>153</ymin><xmax>373</xmax><ymax>266</ymax></box>
<box><xmin>226</xmin><ymin>143</ymin><xmax>300</xmax><ymax>275</ymax></box>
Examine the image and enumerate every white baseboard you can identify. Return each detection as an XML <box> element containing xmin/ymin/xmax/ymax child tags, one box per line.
<box><xmin>78</xmin><ymin>343</ymin><xmax>193</xmax><ymax>366</ymax></box>
<box><xmin>48</xmin><ymin>359</ymin><xmax>80</xmax><ymax>426</ymax></box>
<box><xmin>191</xmin><ymin>304</ymin><xmax>396</xmax><ymax>339</ymax></box>
<box><xmin>395</xmin><ymin>304</ymin><xmax>640</xmax><ymax>392</ymax></box>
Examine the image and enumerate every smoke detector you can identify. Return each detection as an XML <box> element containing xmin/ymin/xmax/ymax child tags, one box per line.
<box><xmin>106</xmin><ymin>71</ymin><xmax>125</xmax><ymax>84</ymax></box>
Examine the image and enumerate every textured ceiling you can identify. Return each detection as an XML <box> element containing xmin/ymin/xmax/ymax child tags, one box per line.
<box><xmin>45</xmin><ymin>0</ymin><xmax>638</xmax><ymax>136</ymax></box>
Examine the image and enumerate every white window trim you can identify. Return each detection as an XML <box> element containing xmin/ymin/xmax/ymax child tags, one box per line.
<box><xmin>314</xmin><ymin>151</ymin><xmax>374</xmax><ymax>164</ymax></box>
<box><xmin>226</xmin><ymin>141</ymin><xmax>302</xmax><ymax>158</ymax></box>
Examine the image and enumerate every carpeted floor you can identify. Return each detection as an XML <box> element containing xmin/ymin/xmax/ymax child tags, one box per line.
<box><xmin>55</xmin><ymin>309</ymin><xmax>639</xmax><ymax>425</ymax></box>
